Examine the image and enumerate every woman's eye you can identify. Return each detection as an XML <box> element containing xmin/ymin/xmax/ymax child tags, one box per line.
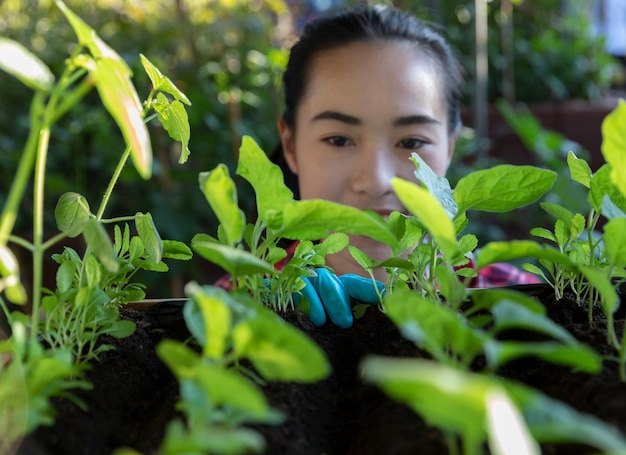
<box><xmin>323</xmin><ymin>136</ymin><xmax>352</xmax><ymax>147</ymax></box>
<box><xmin>398</xmin><ymin>138</ymin><xmax>427</xmax><ymax>149</ymax></box>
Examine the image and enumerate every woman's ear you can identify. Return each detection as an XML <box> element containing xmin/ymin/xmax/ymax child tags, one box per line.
<box><xmin>278</xmin><ymin>117</ymin><xmax>298</xmax><ymax>174</ymax></box>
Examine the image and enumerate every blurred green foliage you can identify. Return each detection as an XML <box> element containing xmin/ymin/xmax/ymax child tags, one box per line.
<box><xmin>1</xmin><ymin>0</ymin><xmax>290</xmax><ymax>294</ymax></box>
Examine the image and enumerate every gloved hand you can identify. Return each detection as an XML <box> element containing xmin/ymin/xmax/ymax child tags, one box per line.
<box><xmin>292</xmin><ymin>268</ymin><xmax>385</xmax><ymax>329</ymax></box>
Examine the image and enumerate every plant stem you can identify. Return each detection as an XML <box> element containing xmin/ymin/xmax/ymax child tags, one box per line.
<box><xmin>0</xmin><ymin>92</ymin><xmax>45</xmax><ymax>246</ymax></box>
<box><xmin>96</xmin><ymin>145</ymin><xmax>132</xmax><ymax>221</ymax></box>
<box><xmin>30</xmin><ymin>126</ymin><xmax>51</xmax><ymax>349</ymax></box>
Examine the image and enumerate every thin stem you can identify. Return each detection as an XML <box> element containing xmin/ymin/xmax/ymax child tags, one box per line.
<box><xmin>96</xmin><ymin>145</ymin><xmax>132</xmax><ymax>221</ymax></box>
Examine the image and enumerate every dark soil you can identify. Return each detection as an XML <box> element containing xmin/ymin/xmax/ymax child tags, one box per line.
<box><xmin>18</xmin><ymin>286</ymin><xmax>626</xmax><ymax>455</ymax></box>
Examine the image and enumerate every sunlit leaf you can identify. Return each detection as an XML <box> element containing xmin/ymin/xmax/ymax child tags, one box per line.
<box><xmin>604</xmin><ymin>218</ymin><xmax>626</xmax><ymax>267</ymax></box>
<box><xmin>454</xmin><ymin>165</ymin><xmax>556</xmax><ymax>213</ymax></box>
<box><xmin>476</xmin><ymin>240</ymin><xmax>575</xmax><ymax>271</ymax></box>
<box><xmin>410</xmin><ymin>153</ymin><xmax>458</xmax><ymax>218</ymax></box>
<box><xmin>236</xmin><ymin>135</ymin><xmax>294</xmax><ymax>218</ymax></box>
<box><xmin>567</xmin><ymin>152</ymin><xmax>592</xmax><ymax>188</ymax></box>
<box><xmin>162</xmin><ymin>240</ymin><xmax>193</xmax><ymax>260</ymax></box>
<box><xmin>140</xmin><ymin>54</ymin><xmax>191</xmax><ymax>105</ymax></box>
<box><xmin>189</xmin><ymin>288</ymin><xmax>232</xmax><ymax>359</ymax></box>
<box><xmin>154</xmin><ymin>93</ymin><xmax>191</xmax><ymax>163</ymax></box>
<box><xmin>589</xmin><ymin>164</ymin><xmax>626</xmax><ymax>213</ymax></box>
<box><xmin>199</xmin><ymin>165</ymin><xmax>245</xmax><ymax>245</ymax></box>
<box><xmin>233</xmin><ymin>315</ymin><xmax>330</xmax><ymax>382</ymax></box>
<box><xmin>392</xmin><ymin>178</ymin><xmax>457</xmax><ymax>259</ymax></box>
<box><xmin>0</xmin><ymin>38</ymin><xmax>54</xmax><ymax>92</ymax></box>
<box><xmin>601</xmin><ymin>99</ymin><xmax>626</xmax><ymax>198</ymax></box>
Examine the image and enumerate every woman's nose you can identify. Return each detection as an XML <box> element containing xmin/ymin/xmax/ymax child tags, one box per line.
<box><xmin>350</xmin><ymin>146</ymin><xmax>395</xmax><ymax>198</ymax></box>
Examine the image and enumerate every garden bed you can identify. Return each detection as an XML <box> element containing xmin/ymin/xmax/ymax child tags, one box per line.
<box><xmin>21</xmin><ymin>285</ymin><xmax>626</xmax><ymax>455</ymax></box>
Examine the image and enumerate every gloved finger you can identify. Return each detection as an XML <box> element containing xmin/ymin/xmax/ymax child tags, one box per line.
<box><xmin>313</xmin><ymin>268</ymin><xmax>353</xmax><ymax>329</ymax></box>
<box><xmin>339</xmin><ymin>274</ymin><xmax>386</xmax><ymax>304</ymax></box>
<box><xmin>294</xmin><ymin>276</ymin><xmax>326</xmax><ymax>327</ymax></box>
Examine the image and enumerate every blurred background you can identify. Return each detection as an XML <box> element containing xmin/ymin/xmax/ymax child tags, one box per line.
<box><xmin>1</xmin><ymin>0</ymin><xmax>625</xmax><ymax>297</ymax></box>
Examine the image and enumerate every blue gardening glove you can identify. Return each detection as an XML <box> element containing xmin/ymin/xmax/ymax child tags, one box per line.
<box><xmin>293</xmin><ymin>268</ymin><xmax>385</xmax><ymax>329</ymax></box>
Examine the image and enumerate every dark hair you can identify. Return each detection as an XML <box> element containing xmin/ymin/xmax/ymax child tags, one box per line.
<box><xmin>272</xmin><ymin>5</ymin><xmax>465</xmax><ymax>198</ymax></box>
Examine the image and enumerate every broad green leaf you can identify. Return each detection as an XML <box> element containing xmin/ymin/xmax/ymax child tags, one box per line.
<box><xmin>485</xmin><ymin>341</ymin><xmax>600</xmax><ymax>373</ymax></box>
<box><xmin>82</xmin><ymin>218</ymin><xmax>118</xmax><ymax>273</ymax></box>
<box><xmin>139</xmin><ymin>54</ymin><xmax>191</xmax><ymax>105</ymax></box>
<box><xmin>315</xmin><ymin>232</ymin><xmax>349</xmax><ymax>256</ymax></box>
<box><xmin>392</xmin><ymin>178</ymin><xmax>457</xmax><ymax>259</ymax></box>
<box><xmin>589</xmin><ymin>164</ymin><xmax>626</xmax><ymax>213</ymax></box>
<box><xmin>191</xmin><ymin>234</ymin><xmax>275</xmax><ymax>277</ymax></box>
<box><xmin>476</xmin><ymin>240</ymin><xmax>576</xmax><ymax>271</ymax></box>
<box><xmin>199</xmin><ymin>165</ymin><xmax>245</xmax><ymax>245</ymax></box>
<box><xmin>190</xmin><ymin>288</ymin><xmax>232</xmax><ymax>359</ymax></box>
<box><xmin>162</xmin><ymin>240</ymin><xmax>193</xmax><ymax>260</ymax></box>
<box><xmin>154</xmin><ymin>93</ymin><xmax>190</xmax><ymax>163</ymax></box>
<box><xmin>604</xmin><ymin>218</ymin><xmax>626</xmax><ymax>267</ymax></box>
<box><xmin>236</xmin><ymin>135</ymin><xmax>294</xmax><ymax>218</ymax></box>
<box><xmin>160</xmin><ymin>421</ymin><xmax>266</xmax><ymax>455</ymax></box>
<box><xmin>385</xmin><ymin>291</ymin><xmax>484</xmax><ymax>362</ymax></box>
<box><xmin>273</xmin><ymin>199</ymin><xmax>399</xmax><ymax>248</ymax></box>
<box><xmin>157</xmin><ymin>339</ymin><xmax>200</xmax><ymax>375</ymax></box>
<box><xmin>105</xmin><ymin>319</ymin><xmax>136</xmax><ymax>338</ymax></box>
<box><xmin>506</xmin><ymin>382</ymin><xmax>626</xmax><ymax>453</ymax></box>
<box><xmin>601</xmin><ymin>99</ymin><xmax>626</xmax><ymax>198</ymax></box>
<box><xmin>410</xmin><ymin>153</ymin><xmax>458</xmax><ymax>218</ymax></box>
<box><xmin>491</xmin><ymin>300</ymin><xmax>576</xmax><ymax>345</ymax></box>
<box><xmin>567</xmin><ymin>152</ymin><xmax>592</xmax><ymax>188</ymax></box>
<box><xmin>55</xmin><ymin>0</ymin><xmax>152</xmax><ymax>179</ymax></box>
<box><xmin>348</xmin><ymin>245</ymin><xmax>372</xmax><ymax>270</ymax></box>
<box><xmin>361</xmin><ymin>357</ymin><xmax>493</xmax><ymax>444</ymax></box>
<box><xmin>601</xmin><ymin>194</ymin><xmax>626</xmax><ymax>220</ymax></box>
<box><xmin>0</xmin><ymin>38</ymin><xmax>54</xmax><ymax>92</ymax></box>
<box><xmin>55</xmin><ymin>192</ymin><xmax>91</xmax><ymax>238</ymax></box>
<box><xmin>469</xmin><ymin>288</ymin><xmax>546</xmax><ymax>315</ymax></box>
<box><xmin>135</xmin><ymin>212</ymin><xmax>163</xmax><ymax>263</ymax></box>
<box><xmin>0</xmin><ymin>245</ymin><xmax>27</xmax><ymax>304</ymax></box>
<box><xmin>454</xmin><ymin>165</ymin><xmax>556</xmax><ymax>213</ymax></box>
<box><xmin>233</xmin><ymin>315</ymin><xmax>330</xmax><ymax>382</ymax></box>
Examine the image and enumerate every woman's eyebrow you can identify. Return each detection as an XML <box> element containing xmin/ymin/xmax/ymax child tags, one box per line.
<box><xmin>311</xmin><ymin>110</ymin><xmax>361</xmax><ymax>125</ymax></box>
<box><xmin>392</xmin><ymin>114</ymin><xmax>441</xmax><ymax>127</ymax></box>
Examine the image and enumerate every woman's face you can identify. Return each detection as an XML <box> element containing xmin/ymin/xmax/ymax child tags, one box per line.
<box><xmin>279</xmin><ymin>41</ymin><xmax>456</xmax><ymax>277</ymax></box>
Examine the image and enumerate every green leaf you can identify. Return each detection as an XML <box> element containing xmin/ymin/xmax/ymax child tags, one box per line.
<box><xmin>315</xmin><ymin>232</ymin><xmax>349</xmax><ymax>256</ymax></box>
<box><xmin>199</xmin><ymin>165</ymin><xmax>245</xmax><ymax>245</ymax></box>
<box><xmin>476</xmin><ymin>240</ymin><xmax>575</xmax><ymax>271</ymax></box>
<box><xmin>83</xmin><ymin>253</ymin><xmax>101</xmax><ymax>289</ymax></box>
<box><xmin>392</xmin><ymin>178</ymin><xmax>457</xmax><ymax>259</ymax></box>
<box><xmin>82</xmin><ymin>218</ymin><xmax>118</xmax><ymax>273</ymax></box>
<box><xmin>485</xmin><ymin>341</ymin><xmax>600</xmax><ymax>373</ymax></box>
<box><xmin>192</xmin><ymin>234</ymin><xmax>275</xmax><ymax>277</ymax></box>
<box><xmin>578</xmin><ymin>265</ymin><xmax>619</xmax><ymax>316</ymax></box>
<box><xmin>348</xmin><ymin>245</ymin><xmax>372</xmax><ymax>270</ymax></box>
<box><xmin>139</xmin><ymin>54</ymin><xmax>191</xmax><ymax>105</ymax></box>
<box><xmin>162</xmin><ymin>240</ymin><xmax>193</xmax><ymax>260</ymax></box>
<box><xmin>385</xmin><ymin>291</ymin><xmax>484</xmax><ymax>363</ymax></box>
<box><xmin>454</xmin><ymin>165</ymin><xmax>556</xmax><ymax>213</ymax></box>
<box><xmin>55</xmin><ymin>0</ymin><xmax>153</xmax><ymax>179</ymax></box>
<box><xmin>189</xmin><ymin>288</ymin><xmax>232</xmax><ymax>359</ymax></box>
<box><xmin>135</xmin><ymin>212</ymin><xmax>163</xmax><ymax>263</ymax></box>
<box><xmin>0</xmin><ymin>245</ymin><xmax>27</xmax><ymax>304</ymax></box>
<box><xmin>273</xmin><ymin>199</ymin><xmax>399</xmax><ymax>248</ymax></box>
<box><xmin>410</xmin><ymin>153</ymin><xmax>458</xmax><ymax>218</ymax></box>
<box><xmin>604</xmin><ymin>218</ymin><xmax>626</xmax><ymax>267</ymax></box>
<box><xmin>233</xmin><ymin>315</ymin><xmax>330</xmax><ymax>382</ymax></box>
<box><xmin>236</xmin><ymin>135</ymin><xmax>294</xmax><ymax>218</ymax></box>
<box><xmin>601</xmin><ymin>99</ymin><xmax>626</xmax><ymax>199</ymax></box>
<box><xmin>105</xmin><ymin>319</ymin><xmax>136</xmax><ymax>338</ymax></box>
<box><xmin>56</xmin><ymin>260</ymin><xmax>75</xmax><ymax>293</ymax></box>
<box><xmin>589</xmin><ymin>164</ymin><xmax>626</xmax><ymax>213</ymax></box>
<box><xmin>0</xmin><ymin>37</ymin><xmax>54</xmax><ymax>92</ymax></box>
<box><xmin>55</xmin><ymin>192</ymin><xmax>92</xmax><ymax>238</ymax></box>
<box><xmin>567</xmin><ymin>151</ymin><xmax>592</xmax><ymax>188</ymax></box>
<box><xmin>154</xmin><ymin>94</ymin><xmax>191</xmax><ymax>163</ymax></box>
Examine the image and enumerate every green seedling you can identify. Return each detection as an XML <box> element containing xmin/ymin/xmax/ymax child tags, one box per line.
<box><xmin>0</xmin><ymin>0</ymin><xmax>192</xmax><ymax>446</ymax></box>
<box><xmin>155</xmin><ymin>283</ymin><xmax>329</xmax><ymax>454</ymax></box>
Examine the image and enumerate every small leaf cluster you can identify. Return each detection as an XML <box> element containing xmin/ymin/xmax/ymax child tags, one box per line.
<box><xmin>155</xmin><ymin>283</ymin><xmax>329</xmax><ymax>454</ymax></box>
